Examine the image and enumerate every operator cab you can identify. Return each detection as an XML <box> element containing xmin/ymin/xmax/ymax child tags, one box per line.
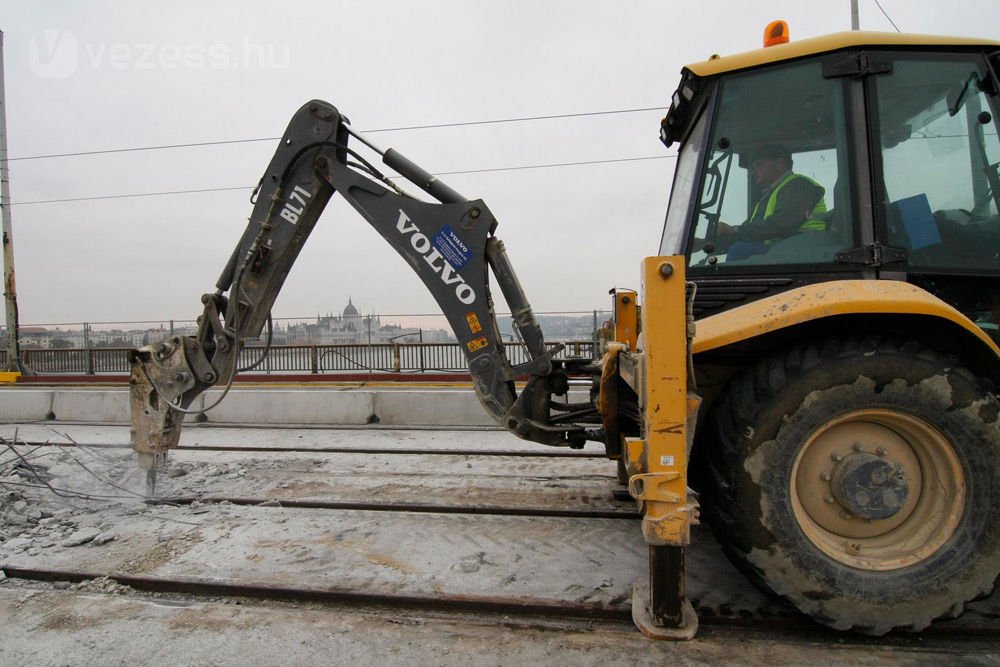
<box><xmin>659</xmin><ymin>30</ymin><xmax>1000</xmax><ymax>343</ymax></box>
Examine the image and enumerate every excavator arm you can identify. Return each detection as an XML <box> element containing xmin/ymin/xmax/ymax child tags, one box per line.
<box><xmin>129</xmin><ymin>98</ymin><xmax>699</xmax><ymax>639</ymax></box>
<box><xmin>129</xmin><ymin>100</ymin><xmax>599</xmax><ymax>489</ymax></box>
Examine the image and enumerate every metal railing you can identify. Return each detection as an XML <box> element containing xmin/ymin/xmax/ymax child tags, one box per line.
<box><xmin>2</xmin><ymin>341</ymin><xmax>597</xmax><ymax>376</ymax></box>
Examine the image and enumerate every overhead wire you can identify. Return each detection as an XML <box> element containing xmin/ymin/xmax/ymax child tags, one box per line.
<box><xmin>9</xmin><ymin>154</ymin><xmax>676</xmax><ymax>207</ymax></box>
<box><xmin>4</xmin><ymin>137</ymin><xmax>281</xmax><ymax>163</ymax></box>
<box><xmin>5</xmin><ymin>106</ymin><xmax>672</xmax><ymax>206</ymax></box>
<box><xmin>431</xmin><ymin>154</ymin><xmax>671</xmax><ymax>177</ymax></box>
<box><xmin>871</xmin><ymin>0</ymin><xmax>902</xmax><ymax>32</ymax></box>
<box><xmin>2</xmin><ymin>106</ymin><xmax>665</xmax><ymax>163</ymax></box>
<box><xmin>12</xmin><ymin>185</ymin><xmax>252</xmax><ymax>206</ymax></box>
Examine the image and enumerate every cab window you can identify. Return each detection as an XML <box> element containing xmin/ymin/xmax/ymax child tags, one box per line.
<box><xmin>659</xmin><ymin>109</ymin><xmax>709</xmax><ymax>255</ymax></box>
<box><xmin>873</xmin><ymin>57</ymin><xmax>1000</xmax><ymax>274</ymax></box>
<box><xmin>687</xmin><ymin>60</ymin><xmax>855</xmax><ymax>270</ymax></box>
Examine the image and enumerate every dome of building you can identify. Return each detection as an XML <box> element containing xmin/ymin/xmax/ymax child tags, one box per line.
<box><xmin>342</xmin><ymin>298</ymin><xmax>359</xmax><ymax>318</ymax></box>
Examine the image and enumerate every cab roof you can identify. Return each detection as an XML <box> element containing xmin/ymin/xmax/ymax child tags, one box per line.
<box><xmin>685</xmin><ymin>31</ymin><xmax>1000</xmax><ymax>78</ymax></box>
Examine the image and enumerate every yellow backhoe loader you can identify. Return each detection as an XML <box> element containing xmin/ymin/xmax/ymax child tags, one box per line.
<box><xmin>130</xmin><ymin>23</ymin><xmax>1000</xmax><ymax>638</ymax></box>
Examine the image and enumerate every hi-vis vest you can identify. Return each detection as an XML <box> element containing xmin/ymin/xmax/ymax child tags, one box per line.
<box><xmin>748</xmin><ymin>172</ymin><xmax>828</xmax><ymax>236</ymax></box>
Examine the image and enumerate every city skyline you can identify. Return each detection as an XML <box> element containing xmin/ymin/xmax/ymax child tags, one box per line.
<box><xmin>2</xmin><ymin>294</ymin><xmax>607</xmax><ymax>349</ymax></box>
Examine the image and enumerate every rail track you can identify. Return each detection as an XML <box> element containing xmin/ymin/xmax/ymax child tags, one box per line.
<box><xmin>2</xmin><ymin>562</ymin><xmax>997</xmax><ymax>648</ymax></box>
<box><xmin>11</xmin><ymin>438</ymin><xmax>602</xmax><ymax>458</ymax></box>
<box><xmin>144</xmin><ymin>495</ymin><xmax>640</xmax><ymax>520</ymax></box>
<box><xmin>2</xmin><ymin>424</ymin><xmax>999</xmax><ymax>650</ymax></box>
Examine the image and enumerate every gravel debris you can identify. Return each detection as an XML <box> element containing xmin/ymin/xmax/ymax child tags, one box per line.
<box><xmin>70</xmin><ymin>576</ymin><xmax>137</xmax><ymax>595</ymax></box>
<box><xmin>61</xmin><ymin>528</ymin><xmax>100</xmax><ymax>548</ymax></box>
<box><xmin>3</xmin><ymin>537</ymin><xmax>33</xmax><ymax>551</ymax></box>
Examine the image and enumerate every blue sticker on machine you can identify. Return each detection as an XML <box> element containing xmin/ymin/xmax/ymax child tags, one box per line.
<box><xmin>432</xmin><ymin>225</ymin><xmax>472</xmax><ymax>270</ymax></box>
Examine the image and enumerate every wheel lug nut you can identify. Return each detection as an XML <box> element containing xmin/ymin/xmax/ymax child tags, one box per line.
<box><xmin>876</xmin><ymin>447</ymin><xmax>887</xmax><ymax>457</ymax></box>
<box><xmin>852</xmin><ymin>443</ymin><xmax>862</xmax><ymax>452</ymax></box>
<box><xmin>831</xmin><ymin>453</ymin><xmax>843</xmax><ymax>462</ymax></box>
<box><xmin>824</xmin><ymin>496</ymin><xmax>835</xmax><ymax>504</ymax></box>
<box><xmin>820</xmin><ymin>472</ymin><xmax>832</xmax><ymax>481</ymax></box>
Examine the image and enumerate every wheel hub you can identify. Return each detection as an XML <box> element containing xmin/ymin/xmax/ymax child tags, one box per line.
<box><xmin>830</xmin><ymin>452</ymin><xmax>909</xmax><ymax>520</ymax></box>
<box><xmin>790</xmin><ymin>409</ymin><xmax>965</xmax><ymax>570</ymax></box>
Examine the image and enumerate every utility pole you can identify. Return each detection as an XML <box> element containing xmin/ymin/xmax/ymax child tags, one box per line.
<box><xmin>851</xmin><ymin>0</ymin><xmax>860</xmax><ymax>30</ymax></box>
<box><xmin>0</xmin><ymin>30</ymin><xmax>27</xmax><ymax>374</ymax></box>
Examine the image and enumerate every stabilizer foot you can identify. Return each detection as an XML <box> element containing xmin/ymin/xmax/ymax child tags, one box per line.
<box><xmin>631</xmin><ymin>581</ymin><xmax>698</xmax><ymax>640</ymax></box>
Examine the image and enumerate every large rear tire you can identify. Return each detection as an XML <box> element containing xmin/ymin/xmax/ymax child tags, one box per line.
<box><xmin>703</xmin><ymin>336</ymin><xmax>1000</xmax><ymax>634</ymax></box>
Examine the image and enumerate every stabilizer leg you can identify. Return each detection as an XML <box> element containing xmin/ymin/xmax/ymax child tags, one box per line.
<box><xmin>632</xmin><ymin>545</ymin><xmax>698</xmax><ymax>640</ymax></box>
<box><xmin>618</xmin><ymin>257</ymin><xmax>700</xmax><ymax>640</ymax></box>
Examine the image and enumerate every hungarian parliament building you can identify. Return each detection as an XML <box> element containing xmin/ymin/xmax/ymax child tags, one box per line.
<box><xmin>282</xmin><ymin>299</ymin><xmax>453</xmax><ymax>345</ymax></box>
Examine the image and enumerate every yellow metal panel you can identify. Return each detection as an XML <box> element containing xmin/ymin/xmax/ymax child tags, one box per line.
<box><xmin>686</xmin><ymin>31</ymin><xmax>1000</xmax><ymax>78</ymax></box>
<box><xmin>693</xmin><ymin>280</ymin><xmax>1000</xmax><ymax>357</ymax></box>
<box><xmin>598</xmin><ymin>290</ymin><xmax>641</xmax><ymax>461</ymax></box>
<box><xmin>630</xmin><ymin>257</ymin><xmax>695</xmax><ymax>546</ymax></box>
<box><xmin>0</xmin><ymin>372</ymin><xmax>20</xmax><ymax>383</ymax></box>
<box><xmin>614</xmin><ymin>290</ymin><xmax>639</xmax><ymax>351</ymax></box>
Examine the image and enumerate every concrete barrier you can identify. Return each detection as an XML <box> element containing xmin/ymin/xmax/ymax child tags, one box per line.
<box><xmin>0</xmin><ymin>390</ymin><xmax>54</xmax><ymax>421</ymax></box>
<box><xmin>0</xmin><ymin>386</ymin><xmax>501</xmax><ymax>427</ymax></box>
<box><xmin>51</xmin><ymin>390</ymin><xmax>130</xmax><ymax>422</ymax></box>
<box><xmin>198</xmin><ymin>389</ymin><xmax>377</xmax><ymax>426</ymax></box>
<box><xmin>373</xmin><ymin>389</ymin><xmax>496</xmax><ymax>427</ymax></box>
<box><xmin>0</xmin><ymin>385</ymin><xmax>589</xmax><ymax>427</ymax></box>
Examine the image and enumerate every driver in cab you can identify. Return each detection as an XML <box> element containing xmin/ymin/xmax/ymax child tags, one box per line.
<box><xmin>717</xmin><ymin>144</ymin><xmax>827</xmax><ymax>260</ymax></box>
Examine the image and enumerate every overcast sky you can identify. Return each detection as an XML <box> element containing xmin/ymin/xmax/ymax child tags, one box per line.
<box><xmin>2</xmin><ymin>0</ymin><xmax>999</xmax><ymax>327</ymax></box>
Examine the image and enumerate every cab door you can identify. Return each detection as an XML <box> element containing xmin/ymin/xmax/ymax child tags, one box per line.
<box><xmin>867</xmin><ymin>51</ymin><xmax>1000</xmax><ymax>342</ymax></box>
<box><xmin>670</xmin><ymin>57</ymin><xmax>867</xmax><ymax>316</ymax></box>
